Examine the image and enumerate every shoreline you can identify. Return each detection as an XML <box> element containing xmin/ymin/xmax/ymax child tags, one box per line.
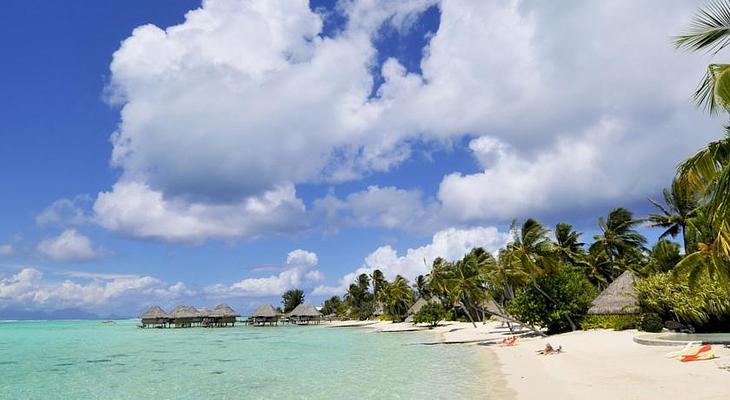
<box><xmin>330</xmin><ymin>319</ymin><xmax>730</xmax><ymax>399</ymax></box>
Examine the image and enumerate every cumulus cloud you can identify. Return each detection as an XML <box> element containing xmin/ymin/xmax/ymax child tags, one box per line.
<box><xmin>94</xmin><ymin>0</ymin><xmax>718</xmax><ymax>241</ymax></box>
<box><xmin>312</xmin><ymin>226</ymin><xmax>509</xmax><ymax>296</ymax></box>
<box><xmin>35</xmin><ymin>195</ymin><xmax>92</xmax><ymax>226</ymax></box>
<box><xmin>94</xmin><ymin>181</ymin><xmax>308</xmax><ymax>243</ymax></box>
<box><xmin>0</xmin><ymin>267</ymin><xmax>193</xmax><ymax>313</ymax></box>
<box><xmin>205</xmin><ymin>249</ymin><xmax>324</xmax><ymax>297</ymax></box>
<box><xmin>36</xmin><ymin>230</ymin><xmax>101</xmax><ymax>263</ymax></box>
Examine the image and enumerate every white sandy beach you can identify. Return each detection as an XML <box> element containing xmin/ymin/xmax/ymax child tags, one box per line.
<box><xmin>329</xmin><ymin>320</ymin><xmax>730</xmax><ymax>399</ymax></box>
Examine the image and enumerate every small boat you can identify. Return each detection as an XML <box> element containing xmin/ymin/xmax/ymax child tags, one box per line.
<box><xmin>102</xmin><ymin>320</ymin><xmax>115</xmax><ymax>325</ymax></box>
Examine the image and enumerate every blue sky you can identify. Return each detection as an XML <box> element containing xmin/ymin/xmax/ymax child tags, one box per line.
<box><xmin>0</xmin><ymin>0</ymin><xmax>720</xmax><ymax>318</ymax></box>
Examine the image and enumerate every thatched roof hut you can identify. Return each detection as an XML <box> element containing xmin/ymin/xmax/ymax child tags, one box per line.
<box><xmin>407</xmin><ymin>297</ymin><xmax>440</xmax><ymax>316</ymax></box>
<box><xmin>587</xmin><ymin>270</ymin><xmax>639</xmax><ymax>315</ymax></box>
<box><xmin>139</xmin><ymin>305</ymin><xmax>170</xmax><ymax>328</ymax></box>
<box><xmin>169</xmin><ymin>305</ymin><xmax>201</xmax><ymax>327</ymax></box>
<box><xmin>252</xmin><ymin>304</ymin><xmax>278</xmax><ymax>318</ymax></box>
<box><xmin>251</xmin><ymin>304</ymin><xmax>279</xmax><ymax>325</ymax></box>
<box><xmin>211</xmin><ymin>303</ymin><xmax>239</xmax><ymax>317</ymax></box>
<box><xmin>289</xmin><ymin>303</ymin><xmax>322</xmax><ymax>324</ymax></box>
<box><xmin>140</xmin><ymin>305</ymin><xmax>169</xmax><ymax>320</ymax></box>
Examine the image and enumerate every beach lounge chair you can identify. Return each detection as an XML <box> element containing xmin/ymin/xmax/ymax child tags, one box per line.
<box><xmin>679</xmin><ymin>344</ymin><xmax>715</xmax><ymax>362</ymax></box>
<box><xmin>665</xmin><ymin>341</ymin><xmax>702</xmax><ymax>359</ymax></box>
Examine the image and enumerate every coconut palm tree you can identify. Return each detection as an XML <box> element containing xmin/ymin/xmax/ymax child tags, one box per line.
<box><xmin>414</xmin><ymin>274</ymin><xmax>431</xmax><ymax>299</ymax></box>
<box><xmin>648</xmin><ymin>179</ymin><xmax>697</xmax><ymax>251</ymax></box>
<box><xmin>674</xmin><ymin>1</ymin><xmax>730</xmax><ymax>263</ymax></box>
<box><xmin>590</xmin><ymin>208</ymin><xmax>647</xmax><ymax>281</ymax></box>
<box><xmin>507</xmin><ymin>219</ymin><xmax>557</xmax><ymax>276</ymax></box>
<box><xmin>675</xmin><ymin>208</ymin><xmax>730</xmax><ymax>286</ymax></box>
<box><xmin>554</xmin><ymin>223</ymin><xmax>587</xmax><ymax>264</ymax></box>
<box><xmin>371</xmin><ymin>269</ymin><xmax>387</xmax><ymax>301</ymax></box>
<box><xmin>382</xmin><ymin>275</ymin><xmax>414</xmax><ymax>322</ymax></box>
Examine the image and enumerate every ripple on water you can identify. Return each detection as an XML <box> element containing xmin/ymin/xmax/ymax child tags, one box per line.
<box><xmin>86</xmin><ymin>359</ymin><xmax>112</xmax><ymax>363</ymax></box>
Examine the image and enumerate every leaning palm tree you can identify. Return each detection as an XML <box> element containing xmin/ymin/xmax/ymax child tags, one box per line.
<box><xmin>590</xmin><ymin>208</ymin><xmax>647</xmax><ymax>281</ymax></box>
<box><xmin>648</xmin><ymin>178</ymin><xmax>697</xmax><ymax>251</ymax></box>
<box><xmin>675</xmin><ymin>1</ymin><xmax>730</xmax><ymax>262</ymax></box>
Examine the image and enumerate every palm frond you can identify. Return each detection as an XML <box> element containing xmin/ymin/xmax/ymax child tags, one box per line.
<box><xmin>675</xmin><ymin>0</ymin><xmax>730</xmax><ymax>53</ymax></box>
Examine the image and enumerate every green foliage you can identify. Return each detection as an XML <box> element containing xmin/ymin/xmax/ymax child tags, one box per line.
<box><xmin>320</xmin><ymin>296</ymin><xmax>346</xmax><ymax>317</ymax></box>
<box><xmin>644</xmin><ymin>240</ymin><xmax>683</xmax><ymax>275</ymax></box>
<box><xmin>637</xmin><ymin>313</ymin><xmax>664</xmax><ymax>333</ymax></box>
<box><xmin>634</xmin><ymin>272</ymin><xmax>730</xmax><ymax>328</ymax></box>
<box><xmin>345</xmin><ymin>273</ymin><xmax>374</xmax><ymax>320</ymax></box>
<box><xmin>382</xmin><ymin>275</ymin><xmax>414</xmax><ymax>322</ymax></box>
<box><xmin>281</xmin><ymin>289</ymin><xmax>304</xmax><ymax>313</ymax></box>
<box><xmin>412</xmin><ymin>302</ymin><xmax>446</xmax><ymax>328</ymax></box>
<box><xmin>589</xmin><ymin>208</ymin><xmax>647</xmax><ymax>281</ymax></box>
<box><xmin>581</xmin><ymin>314</ymin><xmax>637</xmax><ymax>331</ymax></box>
<box><xmin>507</xmin><ymin>268</ymin><xmax>598</xmax><ymax>334</ymax></box>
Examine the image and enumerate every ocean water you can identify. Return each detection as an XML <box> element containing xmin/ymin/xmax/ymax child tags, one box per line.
<box><xmin>0</xmin><ymin>320</ymin><xmax>488</xmax><ymax>399</ymax></box>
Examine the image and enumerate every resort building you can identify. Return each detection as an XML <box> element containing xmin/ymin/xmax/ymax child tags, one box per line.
<box><xmin>288</xmin><ymin>303</ymin><xmax>322</xmax><ymax>325</ymax></box>
<box><xmin>207</xmin><ymin>303</ymin><xmax>239</xmax><ymax>327</ymax></box>
<box><xmin>250</xmin><ymin>304</ymin><xmax>280</xmax><ymax>326</ymax></box>
<box><xmin>139</xmin><ymin>305</ymin><xmax>171</xmax><ymax>328</ymax></box>
<box><xmin>587</xmin><ymin>270</ymin><xmax>640</xmax><ymax>316</ymax></box>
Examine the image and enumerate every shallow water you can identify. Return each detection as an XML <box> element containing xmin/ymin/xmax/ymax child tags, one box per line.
<box><xmin>0</xmin><ymin>320</ymin><xmax>488</xmax><ymax>399</ymax></box>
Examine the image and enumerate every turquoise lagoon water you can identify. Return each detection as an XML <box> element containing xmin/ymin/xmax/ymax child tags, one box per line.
<box><xmin>0</xmin><ymin>320</ymin><xmax>488</xmax><ymax>399</ymax></box>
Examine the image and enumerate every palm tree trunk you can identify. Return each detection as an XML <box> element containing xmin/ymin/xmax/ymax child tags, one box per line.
<box><xmin>482</xmin><ymin>302</ymin><xmax>547</xmax><ymax>337</ymax></box>
<box><xmin>458</xmin><ymin>300</ymin><xmax>477</xmax><ymax>328</ymax></box>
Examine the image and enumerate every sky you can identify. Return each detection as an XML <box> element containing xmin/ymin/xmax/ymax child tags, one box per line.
<box><xmin>0</xmin><ymin>0</ymin><xmax>723</xmax><ymax>318</ymax></box>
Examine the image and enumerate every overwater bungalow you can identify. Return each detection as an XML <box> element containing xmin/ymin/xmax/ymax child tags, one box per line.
<box><xmin>288</xmin><ymin>303</ymin><xmax>322</xmax><ymax>325</ymax></box>
<box><xmin>207</xmin><ymin>303</ymin><xmax>239</xmax><ymax>327</ymax></box>
<box><xmin>250</xmin><ymin>304</ymin><xmax>279</xmax><ymax>326</ymax></box>
<box><xmin>139</xmin><ymin>305</ymin><xmax>171</xmax><ymax>328</ymax></box>
<box><xmin>169</xmin><ymin>305</ymin><xmax>202</xmax><ymax>328</ymax></box>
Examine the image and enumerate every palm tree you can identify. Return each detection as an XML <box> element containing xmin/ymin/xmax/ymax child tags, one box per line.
<box><xmin>414</xmin><ymin>274</ymin><xmax>431</xmax><ymax>299</ymax></box>
<box><xmin>382</xmin><ymin>275</ymin><xmax>414</xmax><ymax>322</ymax></box>
<box><xmin>674</xmin><ymin>1</ymin><xmax>730</xmax><ymax>263</ymax></box>
<box><xmin>675</xmin><ymin>208</ymin><xmax>730</xmax><ymax>286</ymax></box>
<box><xmin>554</xmin><ymin>223</ymin><xmax>587</xmax><ymax>264</ymax></box>
<box><xmin>590</xmin><ymin>208</ymin><xmax>647</xmax><ymax>281</ymax></box>
<box><xmin>371</xmin><ymin>269</ymin><xmax>387</xmax><ymax>301</ymax></box>
<box><xmin>648</xmin><ymin>179</ymin><xmax>697</xmax><ymax>251</ymax></box>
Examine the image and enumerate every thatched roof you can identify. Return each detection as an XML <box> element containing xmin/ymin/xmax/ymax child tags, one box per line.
<box><xmin>252</xmin><ymin>304</ymin><xmax>278</xmax><ymax>318</ymax></box>
<box><xmin>407</xmin><ymin>297</ymin><xmax>440</xmax><ymax>316</ymax></box>
<box><xmin>587</xmin><ymin>270</ymin><xmax>639</xmax><ymax>315</ymax></box>
<box><xmin>211</xmin><ymin>303</ymin><xmax>239</xmax><ymax>317</ymax></box>
<box><xmin>480</xmin><ymin>297</ymin><xmax>502</xmax><ymax>315</ymax></box>
<box><xmin>140</xmin><ymin>305</ymin><xmax>169</xmax><ymax>319</ymax></box>
<box><xmin>169</xmin><ymin>305</ymin><xmax>201</xmax><ymax>318</ymax></box>
<box><xmin>373</xmin><ymin>301</ymin><xmax>384</xmax><ymax>316</ymax></box>
<box><xmin>289</xmin><ymin>303</ymin><xmax>321</xmax><ymax>317</ymax></box>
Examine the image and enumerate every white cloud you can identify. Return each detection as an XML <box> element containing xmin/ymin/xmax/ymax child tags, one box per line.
<box><xmin>0</xmin><ymin>244</ymin><xmax>12</xmax><ymax>256</ymax></box>
<box><xmin>35</xmin><ymin>195</ymin><xmax>91</xmax><ymax>226</ymax></box>
<box><xmin>36</xmin><ymin>230</ymin><xmax>101</xmax><ymax>263</ymax></box>
<box><xmin>205</xmin><ymin>249</ymin><xmax>324</xmax><ymax>297</ymax></box>
<box><xmin>94</xmin><ymin>181</ymin><xmax>308</xmax><ymax>243</ymax></box>
<box><xmin>94</xmin><ymin>0</ymin><xmax>719</xmax><ymax>241</ymax></box>
<box><xmin>312</xmin><ymin>226</ymin><xmax>509</xmax><ymax>296</ymax></box>
<box><xmin>0</xmin><ymin>267</ymin><xmax>193</xmax><ymax>312</ymax></box>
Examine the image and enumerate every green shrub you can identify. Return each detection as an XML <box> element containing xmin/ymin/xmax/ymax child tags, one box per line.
<box><xmin>581</xmin><ymin>314</ymin><xmax>637</xmax><ymax>330</ymax></box>
<box><xmin>634</xmin><ymin>272</ymin><xmax>730</xmax><ymax>330</ymax></box>
<box><xmin>637</xmin><ymin>313</ymin><xmax>664</xmax><ymax>332</ymax></box>
<box><xmin>507</xmin><ymin>268</ymin><xmax>598</xmax><ymax>334</ymax></box>
<box><xmin>412</xmin><ymin>302</ymin><xmax>446</xmax><ymax>328</ymax></box>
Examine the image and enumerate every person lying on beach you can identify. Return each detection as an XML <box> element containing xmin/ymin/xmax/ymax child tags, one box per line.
<box><xmin>500</xmin><ymin>336</ymin><xmax>518</xmax><ymax>346</ymax></box>
<box><xmin>536</xmin><ymin>343</ymin><xmax>562</xmax><ymax>355</ymax></box>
